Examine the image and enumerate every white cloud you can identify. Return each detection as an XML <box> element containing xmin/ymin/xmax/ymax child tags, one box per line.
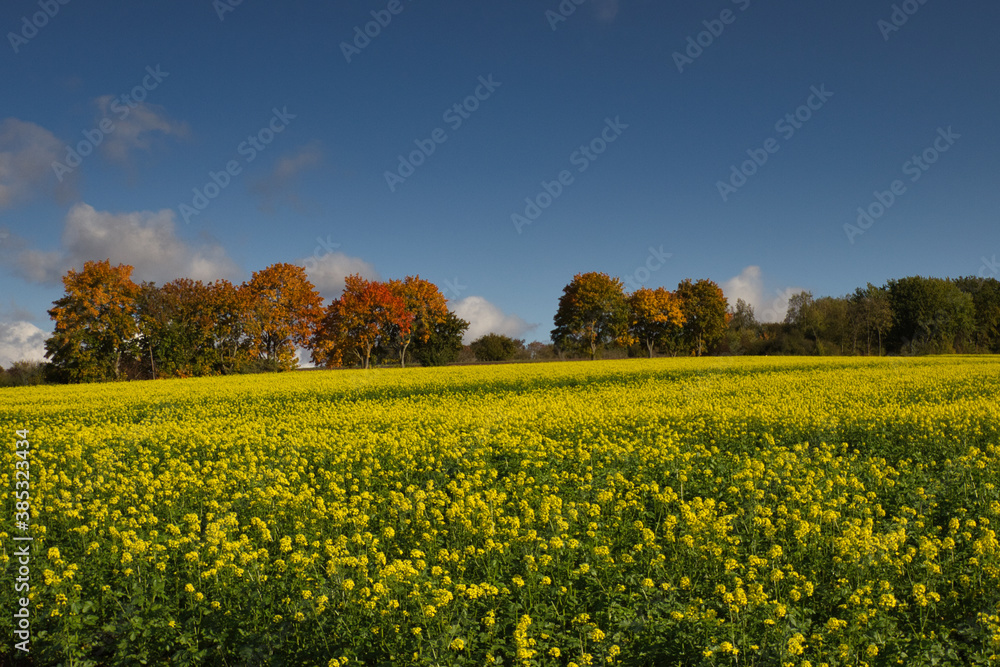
<box><xmin>300</xmin><ymin>251</ymin><xmax>380</xmax><ymax>300</ymax></box>
<box><xmin>252</xmin><ymin>141</ymin><xmax>323</xmax><ymax>212</ymax></box>
<box><xmin>451</xmin><ymin>296</ymin><xmax>536</xmax><ymax>344</ymax></box>
<box><xmin>722</xmin><ymin>265</ymin><xmax>805</xmax><ymax>323</ymax></box>
<box><xmin>5</xmin><ymin>202</ymin><xmax>241</xmax><ymax>286</ymax></box>
<box><xmin>0</xmin><ymin>321</ymin><xmax>47</xmax><ymax>368</ymax></box>
<box><xmin>94</xmin><ymin>97</ymin><xmax>189</xmax><ymax>165</ymax></box>
<box><xmin>722</xmin><ymin>265</ymin><xmax>764</xmax><ymax>308</ymax></box>
<box><xmin>0</xmin><ymin>118</ymin><xmax>73</xmax><ymax>209</ymax></box>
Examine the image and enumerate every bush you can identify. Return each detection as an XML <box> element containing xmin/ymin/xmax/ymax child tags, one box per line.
<box><xmin>470</xmin><ymin>334</ymin><xmax>523</xmax><ymax>362</ymax></box>
<box><xmin>0</xmin><ymin>360</ymin><xmax>48</xmax><ymax>387</ymax></box>
<box><xmin>233</xmin><ymin>358</ymin><xmax>284</xmax><ymax>374</ymax></box>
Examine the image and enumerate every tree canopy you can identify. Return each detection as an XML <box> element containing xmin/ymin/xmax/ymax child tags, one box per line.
<box><xmin>552</xmin><ymin>272</ymin><xmax>631</xmax><ymax>360</ymax></box>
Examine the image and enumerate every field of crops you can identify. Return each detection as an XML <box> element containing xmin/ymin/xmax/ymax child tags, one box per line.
<box><xmin>2</xmin><ymin>357</ymin><xmax>1000</xmax><ymax>666</ymax></box>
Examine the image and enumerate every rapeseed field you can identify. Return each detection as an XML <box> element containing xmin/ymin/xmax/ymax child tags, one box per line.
<box><xmin>2</xmin><ymin>357</ymin><xmax>999</xmax><ymax>665</ymax></box>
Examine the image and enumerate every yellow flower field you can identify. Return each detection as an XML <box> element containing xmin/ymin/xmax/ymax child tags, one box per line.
<box><xmin>2</xmin><ymin>357</ymin><xmax>999</xmax><ymax>665</ymax></box>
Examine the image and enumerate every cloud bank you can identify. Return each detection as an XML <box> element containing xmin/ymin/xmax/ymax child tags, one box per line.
<box><xmin>451</xmin><ymin>296</ymin><xmax>536</xmax><ymax>344</ymax></box>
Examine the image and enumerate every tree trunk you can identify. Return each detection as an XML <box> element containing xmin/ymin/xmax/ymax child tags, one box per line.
<box><xmin>647</xmin><ymin>340</ymin><xmax>654</xmax><ymax>358</ymax></box>
<box><xmin>400</xmin><ymin>340</ymin><xmax>410</xmax><ymax>368</ymax></box>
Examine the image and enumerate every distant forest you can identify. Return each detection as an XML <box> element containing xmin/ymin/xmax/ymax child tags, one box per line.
<box><xmin>2</xmin><ymin>259</ymin><xmax>998</xmax><ymax>386</ymax></box>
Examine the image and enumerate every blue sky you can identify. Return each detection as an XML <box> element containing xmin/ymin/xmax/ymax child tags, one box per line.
<box><xmin>2</xmin><ymin>0</ymin><xmax>998</xmax><ymax>366</ymax></box>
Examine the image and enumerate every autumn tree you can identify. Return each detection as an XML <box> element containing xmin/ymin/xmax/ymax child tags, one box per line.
<box><xmin>552</xmin><ymin>272</ymin><xmax>631</xmax><ymax>360</ymax></box>
<box><xmin>45</xmin><ymin>260</ymin><xmax>140</xmax><ymax>383</ymax></box>
<box><xmin>311</xmin><ymin>274</ymin><xmax>413</xmax><ymax>369</ymax></box>
<box><xmin>388</xmin><ymin>275</ymin><xmax>449</xmax><ymax>368</ymax></box>
<box><xmin>243</xmin><ymin>263</ymin><xmax>323</xmax><ymax>370</ymax></box>
<box><xmin>628</xmin><ymin>287</ymin><xmax>686</xmax><ymax>357</ymax></box>
<box><xmin>206</xmin><ymin>279</ymin><xmax>254</xmax><ymax>373</ymax></box>
<box><xmin>675</xmin><ymin>278</ymin><xmax>729</xmax><ymax>356</ymax></box>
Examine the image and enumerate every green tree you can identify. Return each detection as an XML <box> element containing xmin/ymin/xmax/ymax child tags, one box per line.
<box><xmin>955</xmin><ymin>276</ymin><xmax>1000</xmax><ymax>352</ymax></box>
<box><xmin>887</xmin><ymin>276</ymin><xmax>975</xmax><ymax>354</ymax></box>
<box><xmin>675</xmin><ymin>278</ymin><xmax>729</xmax><ymax>356</ymax></box>
<box><xmin>552</xmin><ymin>272</ymin><xmax>631</xmax><ymax>360</ymax></box>
<box><xmin>470</xmin><ymin>333</ymin><xmax>523</xmax><ymax>362</ymax></box>
<box><xmin>0</xmin><ymin>361</ymin><xmax>47</xmax><ymax>387</ymax></box>
<box><xmin>726</xmin><ymin>298</ymin><xmax>761</xmax><ymax>355</ymax></box>
<box><xmin>136</xmin><ymin>278</ymin><xmax>219</xmax><ymax>378</ymax></box>
<box><xmin>410</xmin><ymin>310</ymin><xmax>469</xmax><ymax>366</ymax></box>
<box><xmin>848</xmin><ymin>283</ymin><xmax>892</xmax><ymax>356</ymax></box>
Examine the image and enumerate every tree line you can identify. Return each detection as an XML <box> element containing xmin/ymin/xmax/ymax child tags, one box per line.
<box><xmin>15</xmin><ymin>261</ymin><xmax>1000</xmax><ymax>385</ymax></box>
<box><xmin>41</xmin><ymin>260</ymin><xmax>470</xmax><ymax>383</ymax></box>
<box><xmin>737</xmin><ymin>276</ymin><xmax>1000</xmax><ymax>356</ymax></box>
<box><xmin>552</xmin><ymin>272</ymin><xmax>1000</xmax><ymax>358</ymax></box>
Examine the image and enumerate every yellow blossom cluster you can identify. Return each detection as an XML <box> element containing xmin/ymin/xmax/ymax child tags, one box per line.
<box><xmin>1</xmin><ymin>356</ymin><xmax>998</xmax><ymax>665</ymax></box>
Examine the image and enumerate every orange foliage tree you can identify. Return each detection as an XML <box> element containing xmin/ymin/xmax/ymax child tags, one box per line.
<box><xmin>243</xmin><ymin>263</ymin><xmax>323</xmax><ymax>370</ymax></box>
<box><xmin>628</xmin><ymin>287</ymin><xmax>686</xmax><ymax>357</ymax></box>
<box><xmin>45</xmin><ymin>259</ymin><xmax>140</xmax><ymax>382</ymax></box>
<box><xmin>311</xmin><ymin>274</ymin><xmax>413</xmax><ymax>369</ymax></box>
<box><xmin>205</xmin><ymin>279</ymin><xmax>254</xmax><ymax>373</ymax></box>
<box><xmin>388</xmin><ymin>275</ymin><xmax>449</xmax><ymax>368</ymax></box>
